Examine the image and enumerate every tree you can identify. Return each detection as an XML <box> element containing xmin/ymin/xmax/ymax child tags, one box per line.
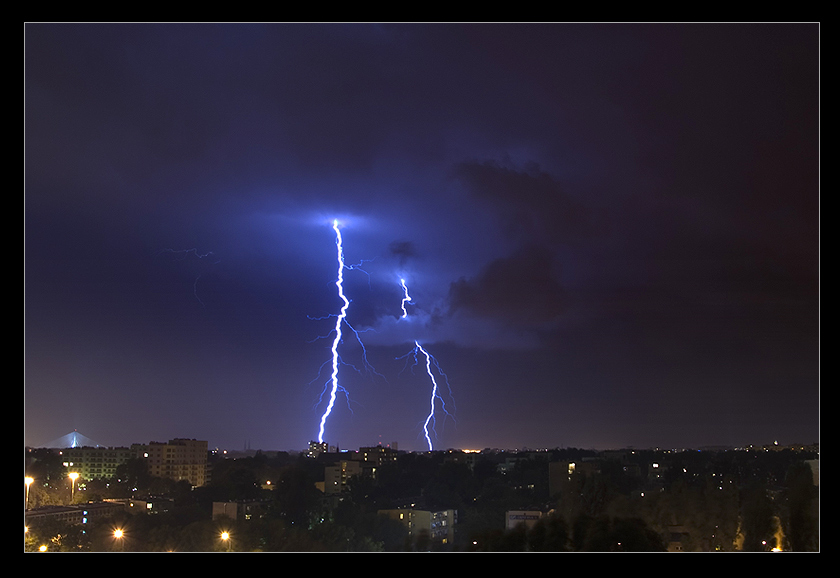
<box><xmin>739</xmin><ymin>482</ymin><xmax>775</xmax><ymax>551</ymax></box>
<box><xmin>579</xmin><ymin>473</ymin><xmax>616</xmax><ymax>518</ymax></box>
<box><xmin>209</xmin><ymin>460</ymin><xmax>263</xmax><ymax>501</ymax></box>
<box><xmin>270</xmin><ymin>463</ymin><xmax>323</xmax><ymax>527</ymax></box>
<box><xmin>527</xmin><ymin>512</ymin><xmax>569</xmax><ymax>551</ymax></box>
<box><xmin>25</xmin><ymin>518</ymin><xmax>89</xmax><ymax>552</ymax></box>
<box><xmin>782</xmin><ymin>462</ymin><xmax>819</xmax><ymax>551</ymax></box>
<box><xmin>572</xmin><ymin>515</ymin><xmax>665</xmax><ymax>552</ymax></box>
<box><xmin>115</xmin><ymin>457</ymin><xmax>152</xmax><ymax>490</ymax></box>
<box><xmin>610</xmin><ymin>517</ymin><xmax>666</xmax><ymax>551</ymax></box>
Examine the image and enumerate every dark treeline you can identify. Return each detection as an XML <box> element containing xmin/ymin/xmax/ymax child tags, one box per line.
<box><xmin>24</xmin><ymin>446</ymin><xmax>818</xmax><ymax>552</ymax></box>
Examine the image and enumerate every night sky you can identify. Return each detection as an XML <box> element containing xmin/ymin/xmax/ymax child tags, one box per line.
<box><xmin>25</xmin><ymin>23</ymin><xmax>819</xmax><ymax>453</ymax></box>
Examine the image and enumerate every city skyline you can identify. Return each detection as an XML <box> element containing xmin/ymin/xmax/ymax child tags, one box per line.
<box><xmin>25</xmin><ymin>23</ymin><xmax>819</xmax><ymax>453</ymax></box>
<box><xmin>29</xmin><ymin>428</ymin><xmax>818</xmax><ymax>455</ymax></box>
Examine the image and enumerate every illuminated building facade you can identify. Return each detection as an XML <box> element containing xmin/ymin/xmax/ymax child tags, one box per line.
<box><xmin>324</xmin><ymin>459</ymin><xmax>363</xmax><ymax>495</ymax></box>
<box><xmin>133</xmin><ymin>438</ymin><xmax>208</xmax><ymax>487</ymax></box>
<box><xmin>212</xmin><ymin>500</ymin><xmax>269</xmax><ymax>521</ymax></box>
<box><xmin>60</xmin><ymin>446</ymin><xmax>134</xmax><ymax>481</ymax></box>
<box><xmin>378</xmin><ymin>508</ymin><xmax>457</xmax><ymax>546</ymax></box>
<box><xmin>359</xmin><ymin>445</ymin><xmax>398</xmax><ymax>466</ymax></box>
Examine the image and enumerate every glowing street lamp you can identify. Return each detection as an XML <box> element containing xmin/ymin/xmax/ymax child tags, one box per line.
<box><xmin>25</xmin><ymin>476</ymin><xmax>34</xmax><ymax>510</ymax></box>
<box><xmin>113</xmin><ymin>528</ymin><xmax>125</xmax><ymax>551</ymax></box>
<box><xmin>220</xmin><ymin>531</ymin><xmax>231</xmax><ymax>552</ymax></box>
<box><xmin>68</xmin><ymin>472</ymin><xmax>79</xmax><ymax>504</ymax></box>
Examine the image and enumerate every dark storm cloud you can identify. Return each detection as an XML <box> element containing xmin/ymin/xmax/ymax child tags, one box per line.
<box><xmin>442</xmin><ymin>160</ymin><xmax>589</xmax><ymax>342</ymax></box>
<box><xmin>448</xmin><ymin>245</ymin><xmax>566</xmax><ymax>329</ymax></box>
<box><xmin>388</xmin><ymin>240</ymin><xmax>417</xmax><ymax>266</ymax></box>
<box><xmin>453</xmin><ymin>160</ymin><xmax>590</xmax><ymax>247</ymax></box>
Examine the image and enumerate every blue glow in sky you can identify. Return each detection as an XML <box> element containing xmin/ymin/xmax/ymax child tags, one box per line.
<box><xmin>25</xmin><ymin>23</ymin><xmax>819</xmax><ymax>452</ymax></box>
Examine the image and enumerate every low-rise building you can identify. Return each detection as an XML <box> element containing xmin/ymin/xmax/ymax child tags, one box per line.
<box><xmin>506</xmin><ymin>510</ymin><xmax>543</xmax><ymax>531</ymax></box>
<box><xmin>378</xmin><ymin>508</ymin><xmax>457</xmax><ymax>547</ymax></box>
<box><xmin>212</xmin><ymin>500</ymin><xmax>269</xmax><ymax>521</ymax></box>
<box><xmin>127</xmin><ymin>496</ymin><xmax>173</xmax><ymax>514</ymax></box>
<box><xmin>25</xmin><ymin>501</ymin><xmax>127</xmax><ymax>528</ymax></box>
<box><xmin>359</xmin><ymin>445</ymin><xmax>398</xmax><ymax>467</ymax></box>
<box><xmin>324</xmin><ymin>459</ymin><xmax>364</xmax><ymax>495</ymax></box>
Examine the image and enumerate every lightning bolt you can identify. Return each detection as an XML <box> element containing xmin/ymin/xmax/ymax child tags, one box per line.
<box><xmin>416</xmin><ymin>341</ymin><xmax>442</xmax><ymax>451</ymax></box>
<box><xmin>397</xmin><ymin>341</ymin><xmax>455</xmax><ymax>451</ymax></box>
<box><xmin>400</xmin><ymin>278</ymin><xmax>412</xmax><ymax>319</ymax></box>
<box><xmin>396</xmin><ymin>278</ymin><xmax>455</xmax><ymax>451</ymax></box>
<box><xmin>317</xmin><ymin>219</ymin><xmax>350</xmax><ymax>444</ymax></box>
<box><xmin>313</xmin><ymin>220</ymin><xmax>385</xmax><ymax>444</ymax></box>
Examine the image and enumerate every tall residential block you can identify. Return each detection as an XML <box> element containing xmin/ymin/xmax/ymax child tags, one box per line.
<box><xmin>133</xmin><ymin>438</ymin><xmax>209</xmax><ymax>487</ymax></box>
<box><xmin>59</xmin><ymin>446</ymin><xmax>134</xmax><ymax>481</ymax></box>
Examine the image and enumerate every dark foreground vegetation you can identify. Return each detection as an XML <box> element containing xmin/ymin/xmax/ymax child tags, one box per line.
<box><xmin>24</xmin><ymin>446</ymin><xmax>819</xmax><ymax>552</ymax></box>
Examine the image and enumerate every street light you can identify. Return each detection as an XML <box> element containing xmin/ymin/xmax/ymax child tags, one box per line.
<box><xmin>25</xmin><ymin>477</ymin><xmax>34</xmax><ymax>510</ymax></box>
<box><xmin>113</xmin><ymin>528</ymin><xmax>125</xmax><ymax>551</ymax></box>
<box><xmin>68</xmin><ymin>472</ymin><xmax>79</xmax><ymax>504</ymax></box>
<box><xmin>220</xmin><ymin>531</ymin><xmax>231</xmax><ymax>552</ymax></box>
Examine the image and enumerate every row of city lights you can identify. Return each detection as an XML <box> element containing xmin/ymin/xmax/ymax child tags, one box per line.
<box><xmin>25</xmin><ymin>528</ymin><xmax>237</xmax><ymax>552</ymax></box>
<box><xmin>26</xmin><ymin>474</ymin><xmax>235</xmax><ymax>552</ymax></box>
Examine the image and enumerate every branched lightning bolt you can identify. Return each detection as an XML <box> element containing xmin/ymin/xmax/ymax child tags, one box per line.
<box><xmin>317</xmin><ymin>219</ymin><xmax>350</xmax><ymax>443</ymax></box>
<box><xmin>400</xmin><ymin>278</ymin><xmax>412</xmax><ymax>319</ymax></box>
<box><xmin>416</xmin><ymin>341</ymin><xmax>441</xmax><ymax>451</ymax></box>
<box><xmin>396</xmin><ymin>278</ymin><xmax>455</xmax><ymax>451</ymax></box>
<box><xmin>397</xmin><ymin>341</ymin><xmax>455</xmax><ymax>451</ymax></box>
<box><xmin>346</xmin><ymin>258</ymin><xmax>376</xmax><ymax>289</ymax></box>
<box><xmin>310</xmin><ymin>226</ymin><xmax>453</xmax><ymax>449</ymax></box>
<box><xmin>313</xmin><ymin>220</ymin><xmax>384</xmax><ymax>443</ymax></box>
